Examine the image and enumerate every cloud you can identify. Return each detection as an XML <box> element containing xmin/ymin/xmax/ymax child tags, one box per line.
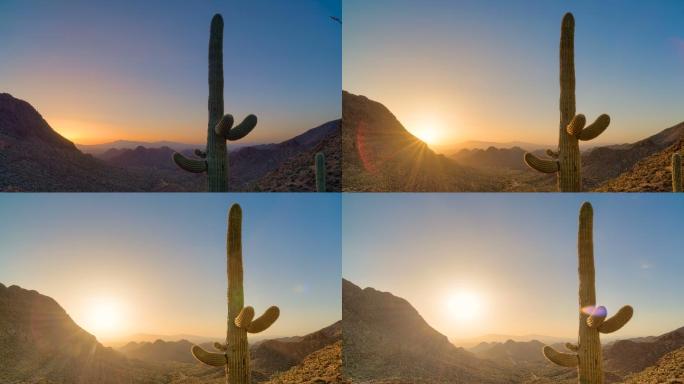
<box><xmin>292</xmin><ymin>284</ymin><xmax>307</xmax><ymax>294</ymax></box>
<box><xmin>640</xmin><ymin>262</ymin><xmax>653</xmax><ymax>270</ymax></box>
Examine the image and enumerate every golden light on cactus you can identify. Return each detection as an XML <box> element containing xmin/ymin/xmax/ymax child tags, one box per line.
<box><xmin>446</xmin><ymin>290</ymin><xmax>484</xmax><ymax>322</ymax></box>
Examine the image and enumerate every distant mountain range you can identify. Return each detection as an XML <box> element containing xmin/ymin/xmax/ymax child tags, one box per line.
<box><xmin>0</xmin><ymin>283</ymin><xmax>342</xmax><ymax>383</ymax></box>
<box><xmin>342</xmin><ymin>279</ymin><xmax>684</xmax><ymax>383</ymax></box>
<box><xmin>342</xmin><ymin>91</ymin><xmax>684</xmax><ymax>192</ymax></box>
<box><xmin>0</xmin><ymin>93</ymin><xmax>340</xmax><ymax>191</ymax></box>
<box><xmin>77</xmin><ymin>140</ymin><xmax>200</xmax><ymax>156</ymax></box>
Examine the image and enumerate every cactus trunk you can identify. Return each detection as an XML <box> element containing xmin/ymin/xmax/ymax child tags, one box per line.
<box><xmin>523</xmin><ymin>13</ymin><xmax>610</xmax><ymax>191</ymax></box>
<box><xmin>172</xmin><ymin>14</ymin><xmax>257</xmax><ymax>191</ymax></box>
<box><xmin>315</xmin><ymin>152</ymin><xmax>326</xmax><ymax>192</ymax></box>
<box><xmin>207</xmin><ymin>15</ymin><xmax>227</xmax><ymax>192</ymax></box>
<box><xmin>673</xmin><ymin>153</ymin><xmax>682</xmax><ymax>192</ymax></box>
<box><xmin>542</xmin><ymin>202</ymin><xmax>633</xmax><ymax>383</ymax></box>
<box><xmin>558</xmin><ymin>14</ymin><xmax>581</xmax><ymax>192</ymax></box>
<box><xmin>577</xmin><ymin>204</ymin><xmax>602</xmax><ymax>383</ymax></box>
<box><xmin>227</xmin><ymin>205</ymin><xmax>249</xmax><ymax>383</ymax></box>
<box><xmin>190</xmin><ymin>204</ymin><xmax>280</xmax><ymax>383</ymax></box>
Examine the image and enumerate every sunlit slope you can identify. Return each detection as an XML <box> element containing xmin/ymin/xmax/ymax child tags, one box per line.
<box><xmin>342</xmin><ymin>91</ymin><xmax>501</xmax><ymax>192</ymax></box>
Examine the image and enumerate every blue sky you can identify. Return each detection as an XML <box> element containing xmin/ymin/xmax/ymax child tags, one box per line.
<box><xmin>344</xmin><ymin>0</ymin><xmax>684</xmax><ymax>151</ymax></box>
<box><xmin>0</xmin><ymin>194</ymin><xmax>341</xmax><ymax>342</ymax></box>
<box><xmin>0</xmin><ymin>0</ymin><xmax>341</xmax><ymax>144</ymax></box>
<box><xmin>343</xmin><ymin>194</ymin><xmax>684</xmax><ymax>340</ymax></box>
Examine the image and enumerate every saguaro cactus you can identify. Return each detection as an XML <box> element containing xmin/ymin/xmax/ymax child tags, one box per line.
<box><xmin>673</xmin><ymin>153</ymin><xmax>682</xmax><ymax>192</ymax></box>
<box><xmin>542</xmin><ymin>202</ymin><xmax>633</xmax><ymax>383</ymax></box>
<box><xmin>315</xmin><ymin>151</ymin><xmax>326</xmax><ymax>192</ymax></box>
<box><xmin>190</xmin><ymin>204</ymin><xmax>280</xmax><ymax>384</ymax></box>
<box><xmin>524</xmin><ymin>13</ymin><xmax>611</xmax><ymax>192</ymax></box>
<box><xmin>173</xmin><ymin>14</ymin><xmax>257</xmax><ymax>192</ymax></box>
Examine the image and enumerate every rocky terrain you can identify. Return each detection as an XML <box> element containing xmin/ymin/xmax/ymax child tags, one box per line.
<box><xmin>624</xmin><ymin>346</ymin><xmax>684</xmax><ymax>383</ymax></box>
<box><xmin>0</xmin><ymin>283</ymin><xmax>340</xmax><ymax>383</ymax></box>
<box><xmin>342</xmin><ymin>279</ymin><xmax>519</xmax><ymax>383</ymax></box>
<box><xmin>0</xmin><ymin>93</ymin><xmax>340</xmax><ymax>191</ymax></box>
<box><xmin>342</xmin><ymin>91</ymin><xmax>501</xmax><ymax>192</ymax></box>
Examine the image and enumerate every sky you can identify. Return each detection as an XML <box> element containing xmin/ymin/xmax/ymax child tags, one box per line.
<box><xmin>344</xmin><ymin>0</ymin><xmax>684</xmax><ymax>153</ymax></box>
<box><xmin>0</xmin><ymin>194</ymin><xmax>341</xmax><ymax>344</ymax></box>
<box><xmin>0</xmin><ymin>0</ymin><xmax>341</xmax><ymax>145</ymax></box>
<box><xmin>343</xmin><ymin>193</ymin><xmax>684</xmax><ymax>342</ymax></box>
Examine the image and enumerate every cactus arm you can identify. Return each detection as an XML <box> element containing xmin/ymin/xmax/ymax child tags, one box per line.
<box><xmin>524</xmin><ymin>153</ymin><xmax>559</xmax><ymax>173</ymax></box>
<box><xmin>673</xmin><ymin>153</ymin><xmax>682</xmax><ymax>192</ymax></box>
<box><xmin>586</xmin><ymin>305</ymin><xmax>607</xmax><ymax>328</ymax></box>
<box><xmin>546</xmin><ymin>149</ymin><xmax>559</xmax><ymax>159</ymax></box>
<box><xmin>215</xmin><ymin>114</ymin><xmax>235</xmax><ymax>138</ymax></box>
<box><xmin>566</xmin><ymin>114</ymin><xmax>587</xmax><ymax>137</ymax></box>
<box><xmin>246</xmin><ymin>306</ymin><xmax>280</xmax><ymax>333</ymax></box>
<box><xmin>191</xmin><ymin>345</ymin><xmax>227</xmax><ymax>366</ymax></box>
<box><xmin>173</xmin><ymin>153</ymin><xmax>207</xmax><ymax>173</ymax></box>
<box><xmin>543</xmin><ymin>345</ymin><xmax>578</xmax><ymax>367</ymax></box>
<box><xmin>194</xmin><ymin>149</ymin><xmax>207</xmax><ymax>158</ymax></box>
<box><xmin>235</xmin><ymin>306</ymin><xmax>255</xmax><ymax>329</ymax></box>
<box><xmin>578</xmin><ymin>114</ymin><xmax>610</xmax><ymax>141</ymax></box>
<box><xmin>599</xmin><ymin>305</ymin><xmax>633</xmax><ymax>334</ymax></box>
<box><xmin>213</xmin><ymin>342</ymin><xmax>227</xmax><ymax>351</ymax></box>
<box><xmin>226</xmin><ymin>115</ymin><xmax>257</xmax><ymax>141</ymax></box>
<box><xmin>565</xmin><ymin>342</ymin><xmax>579</xmax><ymax>352</ymax></box>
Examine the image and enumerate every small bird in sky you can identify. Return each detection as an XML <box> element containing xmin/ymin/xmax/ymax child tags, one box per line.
<box><xmin>330</xmin><ymin>16</ymin><xmax>342</xmax><ymax>24</ymax></box>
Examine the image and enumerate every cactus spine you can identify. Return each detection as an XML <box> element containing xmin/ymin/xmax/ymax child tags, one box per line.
<box><xmin>673</xmin><ymin>153</ymin><xmax>682</xmax><ymax>192</ymax></box>
<box><xmin>173</xmin><ymin>14</ymin><xmax>257</xmax><ymax>192</ymax></box>
<box><xmin>524</xmin><ymin>13</ymin><xmax>611</xmax><ymax>192</ymax></box>
<box><xmin>542</xmin><ymin>202</ymin><xmax>633</xmax><ymax>383</ymax></box>
<box><xmin>315</xmin><ymin>151</ymin><xmax>326</xmax><ymax>192</ymax></box>
<box><xmin>190</xmin><ymin>204</ymin><xmax>280</xmax><ymax>384</ymax></box>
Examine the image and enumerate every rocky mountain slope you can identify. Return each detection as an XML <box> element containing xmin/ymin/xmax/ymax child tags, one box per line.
<box><xmin>0</xmin><ymin>283</ymin><xmax>161</xmax><ymax>383</ymax></box>
<box><xmin>252</xmin><ymin>321</ymin><xmax>341</xmax><ymax>375</ymax></box>
<box><xmin>119</xmin><ymin>339</ymin><xmax>197</xmax><ymax>364</ymax></box>
<box><xmin>603</xmin><ymin>326</ymin><xmax>684</xmax><ymax>376</ymax></box>
<box><xmin>266</xmin><ymin>341</ymin><xmax>346</xmax><ymax>384</ymax></box>
<box><xmin>342</xmin><ymin>92</ymin><xmax>501</xmax><ymax>192</ymax></box>
<box><xmin>342</xmin><ymin>279</ymin><xmax>519</xmax><ymax>383</ymax></box>
<box><xmin>623</xmin><ymin>346</ymin><xmax>684</xmax><ymax>383</ymax></box>
<box><xmin>452</xmin><ymin>146</ymin><xmax>530</xmax><ymax>171</ymax></box>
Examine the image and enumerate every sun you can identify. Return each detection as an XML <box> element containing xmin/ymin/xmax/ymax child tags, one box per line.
<box><xmin>446</xmin><ymin>291</ymin><xmax>484</xmax><ymax>322</ymax></box>
<box><xmin>82</xmin><ymin>297</ymin><xmax>125</xmax><ymax>338</ymax></box>
<box><xmin>404</xmin><ymin>115</ymin><xmax>447</xmax><ymax>146</ymax></box>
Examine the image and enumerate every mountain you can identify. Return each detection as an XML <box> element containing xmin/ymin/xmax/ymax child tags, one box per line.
<box><xmin>101</xmin><ymin>146</ymin><xmax>183</xmax><ymax>170</ymax></box>
<box><xmin>0</xmin><ymin>93</ymin><xmax>202</xmax><ymax>192</ymax></box>
<box><xmin>455</xmin><ymin>334</ymin><xmax>571</xmax><ymax>349</ymax></box>
<box><xmin>470</xmin><ymin>340</ymin><xmax>548</xmax><ymax>366</ymax></box>
<box><xmin>265</xmin><ymin>341</ymin><xmax>346</xmax><ymax>384</ymax></box>
<box><xmin>452</xmin><ymin>146</ymin><xmax>529</xmax><ymax>171</ymax></box>
<box><xmin>231</xmin><ymin>119</ymin><xmax>341</xmax><ymax>191</ymax></box>
<box><xmin>119</xmin><ymin>339</ymin><xmax>196</xmax><ymax>364</ymax></box>
<box><xmin>594</xmin><ymin>138</ymin><xmax>684</xmax><ymax>192</ymax></box>
<box><xmin>252</xmin><ymin>321</ymin><xmax>341</xmax><ymax>375</ymax></box>
<box><xmin>78</xmin><ymin>140</ymin><xmax>198</xmax><ymax>156</ymax></box>
<box><xmin>603</xmin><ymin>326</ymin><xmax>684</xmax><ymax>376</ymax></box>
<box><xmin>342</xmin><ymin>91</ymin><xmax>501</xmax><ymax>192</ymax></box>
<box><xmin>452</xmin><ymin>140</ymin><xmax>550</xmax><ymax>152</ymax></box>
<box><xmin>582</xmin><ymin>122</ymin><xmax>684</xmax><ymax>190</ymax></box>
<box><xmin>623</xmin><ymin>346</ymin><xmax>684</xmax><ymax>383</ymax></box>
<box><xmin>0</xmin><ymin>283</ymin><xmax>160</xmax><ymax>383</ymax></box>
<box><xmin>342</xmin><ymin>279</ymin><xmax>519</xmax><ymax>383</ymax></box>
